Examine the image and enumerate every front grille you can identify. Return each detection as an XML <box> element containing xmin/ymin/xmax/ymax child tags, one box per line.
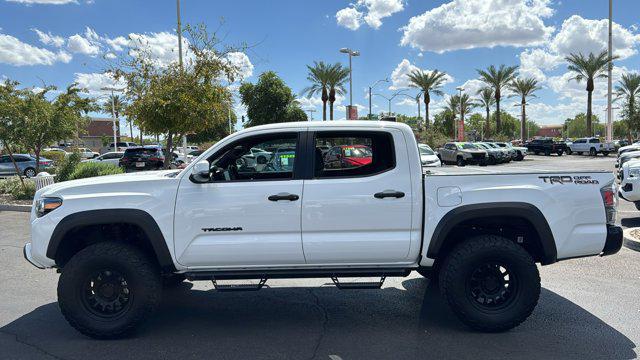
<box><xmin>623</xmin><ymin>183</ymin><xmax>633</xmax><ymax>192</ymax></box>
<box><xmin>471</xmin><ymin>153</ymin><xmax>485</xmax><ymax>159</ymax></box>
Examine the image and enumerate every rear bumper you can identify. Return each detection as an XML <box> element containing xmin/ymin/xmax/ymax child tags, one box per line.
<box><xmin>602</xmin><ymin>225</ymin><xmax>623</xmax><ymax>256</ymax></box>
<box><xmin>23</xmin><ymin>243</ymin><xmax>46</xmax><ymax>269</ymax></box>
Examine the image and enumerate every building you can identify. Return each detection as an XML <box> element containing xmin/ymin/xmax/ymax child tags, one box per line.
<box><xmin>79</xmin><ymin>118</ymin><xmax>121</xmax><ymax>150</ymax></box>
<box><xmin>536</xmin><ymin>124</ymin><xmax>563</xmax><ymax>138</ymax></box>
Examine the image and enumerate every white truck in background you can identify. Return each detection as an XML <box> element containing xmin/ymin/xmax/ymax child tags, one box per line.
<box><xmin>24</xmin><ymin>121</ymin><xmax>622</xmax><ymax>338</ymax></box>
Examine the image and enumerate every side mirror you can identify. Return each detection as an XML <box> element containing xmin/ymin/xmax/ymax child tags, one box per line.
<box><xmin>190</xmin><ymin>160</ymin><xmax>210</xmax><ymax>183</ymax></box>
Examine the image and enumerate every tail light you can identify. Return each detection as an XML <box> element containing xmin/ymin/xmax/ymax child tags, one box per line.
<box><xmin>600</xmin><ymin>180</ymin><xmax>617</xmax><ymax>224</ymax></box>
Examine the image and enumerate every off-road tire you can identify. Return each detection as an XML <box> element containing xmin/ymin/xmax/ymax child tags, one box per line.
<box><xmin>456</xmin><ymin>157</ymin><xmax>465</xmax><ymax>167</ymax></box>
<box><xmin>58</xmin><ymin>242</ymin><xmax>162</xmax><ymax>339</ymax></box>
<box><xmin>438</xmin><ymin>235</ymin><xmax>540</xmax><ymax>332</ymax></box>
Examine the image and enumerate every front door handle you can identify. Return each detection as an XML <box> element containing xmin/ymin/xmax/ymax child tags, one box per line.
<box><xmin>268</xmin><ymin>193</ymin><xmax>299</xmax><ymax>201</ymax></box>
<box><xmin>374</xmin><ymin>190</ymin><xmax>405</xmax><ymax>199</ymax></box>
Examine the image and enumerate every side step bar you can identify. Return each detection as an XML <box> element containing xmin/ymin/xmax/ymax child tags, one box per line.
<box><xmin>331</xmin><ymin>276</ymin><xmax>386</xmax><ymax>290</ymax></box>
<box><xmin>212</xmin><ymin>278</ymin><xmax>267</xmax><ymax>292</ymax></box>
<box><xmin>185</xmin><ymin>268</ymin><xmax>410</xmax><ymax>281</ymax></box>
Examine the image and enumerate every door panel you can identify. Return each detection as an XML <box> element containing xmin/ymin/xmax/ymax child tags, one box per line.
<box><xmin>173</xmin><ymin>132</ymin><xmax>306</xmax><ymax>268</ymax></box>
<box><xmin>301</xmin><ymin>129</ymin><xmax>413</xmax><ymax>264</ymax></box>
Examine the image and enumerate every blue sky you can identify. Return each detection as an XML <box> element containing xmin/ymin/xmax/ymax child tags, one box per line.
<box><xmin>1</xmin><ymin>0</ymin><xmax>639</xmax><ymax>136</ymax></box>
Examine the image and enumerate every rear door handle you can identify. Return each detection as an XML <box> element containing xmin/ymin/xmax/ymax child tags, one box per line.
<box><xmin>268</xmin><ymin>193</ymin><xmax>299</xmax><ymax>201</ymax></box>
<box><xmin>374</xmin><ymin>190</ymin><xmax>405</xmax><ymax>199</ymax></box>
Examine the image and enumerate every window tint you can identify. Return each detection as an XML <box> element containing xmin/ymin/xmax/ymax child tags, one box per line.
<box><xmin>314</xmin><ymin>131</ymin><xmax>394</xmax><ymax>178</ymax></box>
<box><xmin>0</xmin><ymin>156</ymin><xmax>8</xmax><ymax>163</ymax></box>
<box><xmin>589</xmin><ymin>138</ymin><xmax>600</xmax><ymax>143</ymax></box>
<box><xmin>208</xmin><ymin>133</ymin><xmax>298</xmax><ymax>182</ymax></box>
<box><xmin>14</xmin><ymin>156</ymin><xmax>30</xmax><ymax>162</ymax></box>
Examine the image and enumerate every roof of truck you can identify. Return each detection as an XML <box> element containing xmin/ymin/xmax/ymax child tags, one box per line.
<box><xmin>236</xmin><ymin>120</ymin><xmax>412</xmax><ymax>134</ymax></box>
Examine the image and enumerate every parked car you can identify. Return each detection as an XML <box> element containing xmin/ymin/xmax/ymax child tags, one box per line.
<box><xmin>42</xmin><ymin>147</ymin><xmax>69</xmax><ymax>157</ymax></box>
<box><xmin>0</xmin><ymin>154</ymin><xmax>53</xmax><ymax>178</ymax></box>
<box><xmin>25</xmin><ymin>120</ymin><xmax>622</xmax><ymax>338</ymax></box>
<box><xmin>418</xmin><ymin>144</ymin><xmax>441</xmax><ymax>167</ymax></box>
<box><xmin>618</xmin><ymin>158</ymin><xmax>640</xmax><ymax>209</ymax></box>
<box><xmin>118</xmin><ymin>146</ymin><xmax>165</xmax><ymax>171</ymax></box>
<box><xmin>475</xmin><ymin>142</ymin><xmax>506</xmax><ymax>165</ymax></box>
<box><xmin>439</xmin><ymin>142</ymin><xmax>487</xmax><ymax>166</ymax></box>
<box><xmin>105</xmin><ymin>141</ymin><xmax>138</xmax><ymax>153</ymax></box>
<box><xmin>526</xmin><ymin>138</ymin><xmax>567</xmax><ymax>156</ymax></box>
<box><xmin>236</xmin><ymin>147</ymin><xmax>273</xmax><ymax>168</ymax></box>
<box><xmin>83</xmin><ymin>151</ymin><xmax>124</xmax><ymax>166</ymax></box>
<box><xmin>72</xmin><ymin>147</ymin><xmax>99</xmax><ymax>159</ymax></box>
<box><xmin>486</xmin><ymin>142</ymin><xmax>513</xmax><ymax>162</ymax></box>
<box><xmin>566</xmin><ymin>137</ymin><xmax>614</xmax><ymax>156</ymax></box>
<box><xmin>615</xmin><ymin>150</ymin><xmax>640</xmax><ymax>178</ymax></box>
<box><xmin>495</xmin><ymin>142</ymin><xmax>527</xmax><ymax>161</ymax></box>
<box><xmin>324</xmin><ymin>145</ymin><xmax>373</xmax><ymax>169</ymax></box>
<box><xmin>618</xmin><ymin>143</ymin><xmax>640</xmax><ymax>157</ymax></box>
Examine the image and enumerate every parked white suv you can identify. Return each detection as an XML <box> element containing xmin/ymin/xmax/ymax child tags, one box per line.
<box><xmin>567</xmin><ymin>137</ymin><xmax>614</xmax><ymax>156</ymax></box>
<box><xmin>25</xmin><ymin>121</ymin><xmax>622</xmax><ymax>338</ymax></box>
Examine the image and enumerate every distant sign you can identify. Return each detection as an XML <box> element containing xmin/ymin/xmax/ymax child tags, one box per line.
<box><xmin>346</xmin><ymin>105</ymin><xmax>358</xmax><ymax>120</ymax></box>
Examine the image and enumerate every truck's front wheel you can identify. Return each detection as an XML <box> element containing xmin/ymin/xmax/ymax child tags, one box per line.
<box><xmin>438</xmin><ymin>235</ymin><xmax>540</xmax><ymax>332</ymax></box>
<box><xmin>57</xmin><ymin>242</ymin><xmax>162</xmax><ymax>339</ymax></box>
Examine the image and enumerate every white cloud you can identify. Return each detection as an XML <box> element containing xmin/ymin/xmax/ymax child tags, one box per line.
<box><xmin>550</xmin><ymin>15</ymin><xmax>640</xmax><ymax>59</ymax></box>
<box><xmin>297</xmin><ymin>96</ymin><xmax>323</xmax><ymax>110</ymax></box>
<box><xmin>128</xmin><ymin>31</ymin><xmax>186</xmax><ymax>67</ymax></box>
<box><xmin>106</xmin><ymin>36</ymin><xmax>128</xmax><ymax>51</ymax></box>
<box><xmin>6</xmin><ymin>0</ymin><xmax>77</xmax><ymax>4</ymax></box>
<box><xmin>32</xmin><ymin>28</ymin><xmax>65</xmax><ymax>47</ymax></box>
<box><xmin>547</xmin><ymin>66</ymin><xmax>629</xmax><ymax>103</ymax></box>
<box><xmin>0</xmin><ymin>33</ymin><xmax>71</xmax><ymax>66</ymax></box>
<box><xmin>336</xmin><ymin>7</ymin><xmax>363</xmax><ymax>31</ymax></box>
<box><xmin>73</xmin><ymin>72</ymin><xmax>127</xmax><ymax>95</ymax></box>
<box><xmin>400</xmin><ymin>0</ymin><xmax>554</xmax><ymax>53</ymax></box>
<box><xmin>459</xmin><ymin>79</ymin><xmax>487</xmax><ymax>97</ymax></box>
<box><xmin>336</xmin><ymin>0</ymin><xmax>404</xmax><ymax>30</ymax></box>
<box><xmin>518</xmin><ymin>48</ymin><xmax>562</xmax><ymax>81</ymax></box>
<box><xmin>67</xmin><ymin>29</ymin><xmax>100</xmax><ymax>56</ymax></box>
<box><xmin>225</xmin><ymin>52</ymin><xmax>254</xmax><ymax>80</ymax></box>
<box><xmin>389</xmin><ymin>59</ymin><xmax>453</xmax><ymax>90</ymax></box>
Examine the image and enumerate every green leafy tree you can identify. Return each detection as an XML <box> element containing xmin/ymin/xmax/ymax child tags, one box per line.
<box><xmin>476</xmin><ymin>87</ymin><xmax>495</xmax><ymax>139</ymax></box>
<box><xmin>301</xmin><ymin>61</ymin><xmax>331</xmax><ymax>121</ymax></box>
<box><xmin>477</xmin><ymin>64</ymin><xmax>518</xmax><ymax>133</ymax></box>
<box><xmin>432</xmin><ymin>109</ymin><xmax>455</xmax><ymax>139</ymax></box>
<box><xmin>508</xmin><ymin>77</ymin><xmax>541</xmax><ymax>140</ymax></box>
<box><xmin>406</xmin><ymin>69</ymin><xmax>447</xmax><ymax>129</ymax></box>
<box><xmin>240</xmin><ymin>71</ymin><xmax>307</xmax><ymax>127</ymax></box>
<box><xmin>115</xmin><ymin>24</ymin><xmax>238</xmax><ymax>168</ymax></box>
<box><xmin>326</xmin><ymin>63</ymin><xmax>350</xmax><ymax>120</ymax></box>
<box><xmin>565</xmin><ymin>51</ymin><xmax>617</xmax><ymax>136</ymax></box>
<box><xmin>563</xmin><ymin>113</ymin><xmax>604</xmax><ymax>138</ymax></box>
<box><xmin>0</xmin><ymin>80</ymin><xmax>26</xmax><ymax>188</ymax></box>
<box><xmin>615</xmin><ymin>73</ymin><xmax>640</xmax><ymax>140</ymax></box>
<box><xmin>447</xmin><ymin>93</ymin><xmax>476</xmax><ymax>140</ymax></box>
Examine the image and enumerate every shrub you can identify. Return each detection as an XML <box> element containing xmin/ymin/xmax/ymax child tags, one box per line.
<box><xmin>55</xmin><ymin>152</ymin><xmax>82</xmax><ymax>182</ymax></box>
<box><xmin>68</xmin><ymin>162</ymin><xmax>123</xmax><ymax>180</ymax></box>
<box><xmin>0</xmin><ymin>176</ymin><xmax>35</xmax><ymax>200</ymax></box>
<box><xmin>40</xmin><ymin>150</ymin><xmax>66</xmax><ymax>165</ymax></box>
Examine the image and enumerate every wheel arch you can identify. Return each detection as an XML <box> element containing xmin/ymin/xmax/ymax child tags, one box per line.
<box><xmin>426</xmin><ymin>202</ymin><xmax>557</xmax><ymax>265</ymax></box>
<box><xmin>46</xmin><ymin>209</ymin><xmax>176</xmax><ymax>272</ymax></box>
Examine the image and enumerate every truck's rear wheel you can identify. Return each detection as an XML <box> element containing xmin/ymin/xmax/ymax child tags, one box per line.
<box><xmin>438</xmin><ymin>235</ymin><xmax>540</xmax><ymax>332</ymax></box>
<box><xmin>58</xmin><ymin>242</ymin><xmax>162</xmax><ymax>339</ymax></box>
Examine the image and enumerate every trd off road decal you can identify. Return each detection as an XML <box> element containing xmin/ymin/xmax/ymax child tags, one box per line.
<box><xmin>538</xmin><ymin>175</ymin><xmax>599</xmax><ymax>185</ymax></box>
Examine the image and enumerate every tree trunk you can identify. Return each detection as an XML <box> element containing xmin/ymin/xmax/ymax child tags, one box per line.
<box><xmin>322</xmin><ymin>88</ymin><xmax>328</xmax><ymax>121</ymax></box>
<box><xmin>34</xmin><ymin>147</ymin><xmax>41</xmax><ymax>174</ymax></box>
<box><xmin>495</xmin><ymin>94</ymin><xmax>502</xmax><ymax>134</ymax></box>
<box><xmin>129</xmin><ymin>120</ymin><xmax>134</xmax><ymax>141</ymax></box>
<box><xmin>329</xmin><ymin>101</ymin><xmax>334</xmax><ymax>120</ymax></box>
<box><xmin>485</xmin><ymin>106</ymin><xmax>491</xmax><ymax>139</ymax></box>
<box><xmin>164</xmin><ymin>133</ymin><xmax>173</xmax><ymax>169</ymax></box>
<box><xmin>586</xmin><ymin>90</ymin><xmax>593</xmax><ymax>137</ymax></box>
<box><xmin>521</xmin><ymin>97</ymin><xmax>527</xmax><ymax>141</ymax></box>
<box><xmin>4</xmin><ymin>142</ymin><xmax>26</xmax><ymax>189</ymax></box>
<box><xmin>424</xmin><ymin>92</ymin><xmax>430</xmax><ymax>130</ymax></box>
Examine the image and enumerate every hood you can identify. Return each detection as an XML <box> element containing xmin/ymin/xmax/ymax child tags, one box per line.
<box><xmin>38</xmin><ymin>170</ymin><xmax>180</xmax><ymax>198</ymax></box>
<box><xmin>619</xmin><ymin>144</ymin><xmax>640</xmax><ymax>152</ymax></box>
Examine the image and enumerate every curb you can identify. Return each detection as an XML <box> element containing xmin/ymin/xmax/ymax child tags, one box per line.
<box><xmin>622</xmin><ymin>228</ymin><xmax>640</xmax><ymax>252</ymax></box>
<box><xmin>0</xmin><ymin>204</ymin><xmax>31</xmax><ymax>213</ymax></box>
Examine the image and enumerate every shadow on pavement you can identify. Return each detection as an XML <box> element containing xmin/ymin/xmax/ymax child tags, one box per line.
<box><xmin>0</xmin><ymin>278</ymin><xmax>636</xmax><ymax>360</ymax></box>
<box><xmin>621</xmin><ymin>217</ymin><xmax>640</xmax><ymax>228</ymax></box>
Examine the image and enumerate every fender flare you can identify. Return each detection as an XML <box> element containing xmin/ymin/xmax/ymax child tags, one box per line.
<box><xmin>46</xmin><ymin>209</ymin><xmax>175</xmax><ymax>271</ymax></box>
<box><xmin>426</xmin><ymin>202</ymin><xmax>557</xmax><ymax>265</ymax></box>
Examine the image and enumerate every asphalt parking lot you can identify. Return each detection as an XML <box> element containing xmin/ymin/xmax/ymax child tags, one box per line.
<box><xmin>1</xmin><ymin>154</ymin><xmax>638</xmax><ymax>360</ymax></box>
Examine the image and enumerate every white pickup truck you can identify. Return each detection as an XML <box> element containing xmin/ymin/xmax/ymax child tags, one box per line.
<box><xmin>24</xmin><ymin>121</ymin><xmax>622</xmax><ymax>339</ymax></box>
<box><xmin>567</xmin><ymin>137</ymin><xmax>615</xmax><ymax>156</ymax></box>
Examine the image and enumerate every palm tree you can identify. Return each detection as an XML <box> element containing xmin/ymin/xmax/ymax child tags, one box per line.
<box><xmin>615</xmin><ymin>73</ymin><xmax>640</xmax><ymax>141</ymax></box>
<box><xmin>326</xmin><ymin>63</ymin><xmax>350</xmax><ymax>120</ymax></box>
<box><xmin>476</xmin><ymin>87</ymin><xmax>495</xmax><ymax>139</ymax></box>
<box><xmin>301</xmin><ymin>61</ymin><xmax>331</xmax><ymax>121</ymax></box>
<box><xmin>477</xmin><ymin>64</ymin><xmax>518</xmax><ymax>134</ymax></box>
<box><xmin>508</xmin><ymin>77</ymin><xmax>541</xmax><ymax>141</ymax></box>
<box><xmin>447</xmin><ymin>93</ymin><xmax>476</xmax><ymax>140</ymax></box>
<box><xmin>565</xmin><ymin>51</ymin><xmax>618</xmax><ymax>136</ymax></box>
<box><xmin>407</xmin><ymin>69</ymin><xmax>447</xmax><ymax>129</ymax></box>
<box><xmin>101</xmin><ymin>94</ymin><xmax>129</xmax><ymax>137</ymax></box>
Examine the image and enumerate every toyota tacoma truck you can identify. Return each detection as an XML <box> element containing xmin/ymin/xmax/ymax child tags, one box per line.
<box><xmin>24</xmin><ymin>121</ymin><xmax>623</xmax><ymax>338</ymax></box>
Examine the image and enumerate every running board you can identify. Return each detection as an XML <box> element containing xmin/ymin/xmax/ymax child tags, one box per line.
<box><xmin>185</xmin><ymin>268</ymin><xmax>410</xmax><ymax>281</ymax></box>
<box><xmin>331</xmin><ymin>276</ymin><xmax>386</xmax><ymax>290</ymax></box>
<box><xmin>212</xmin><ymin>278</ymin><xmax>267</xmax><ymax>292</ymax></box>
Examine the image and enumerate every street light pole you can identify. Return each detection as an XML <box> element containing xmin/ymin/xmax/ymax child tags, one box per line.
<box><xmin>373</xmin><ymin>90</ymin><xmax>406</xmax><ymax>117</ymax></box>
<box><xmin>368</xmin><ymin>78</ymin><xmax>388</xmax><ymax>120</ymax></box>
<box><xmin>606</xmin><ymin>0</ymin><xmax>613</xmax><ymax>142</ymax></box>
<box><xmin>340</xmin><ymin>48</ymin><xmax>360</xmax><ymax>119</ymax></box>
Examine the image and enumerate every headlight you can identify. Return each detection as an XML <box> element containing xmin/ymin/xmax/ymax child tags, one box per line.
<box><xmin>35</xmin><ymin>197</ymin><xmax>63</xmax><ymax>217</ymax></box>
<box><xmin>629</xmin><ymin>169</ymin><xmax>640</xmax><ymax>178</ymax></box>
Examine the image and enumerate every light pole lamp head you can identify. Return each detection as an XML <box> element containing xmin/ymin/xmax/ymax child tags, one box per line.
<box><xmin>351</xmin><ymin>50</ymin><xmax>360</xmax><ymax>57</ymax></box>
<box><xmin>340</xmin><ymin>48</ymin><xmax>351</xmax><ymax>54</ymax></box>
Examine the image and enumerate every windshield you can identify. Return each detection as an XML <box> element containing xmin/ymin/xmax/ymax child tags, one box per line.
<box><xmin>458</xmin><ymin>143</ymin><xmax>477</xmax><ymax>150</ymax></box>
<box><xmin>419</xmin><ymin>146</ymin><xmax>434</xmax><ymax>155</ymax></box>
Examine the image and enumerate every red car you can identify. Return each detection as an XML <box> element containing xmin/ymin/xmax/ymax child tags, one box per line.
<box><xmin>324</xmin><ymin>145</ymin><xmax>372</xmax><ymax>169</ymax></box>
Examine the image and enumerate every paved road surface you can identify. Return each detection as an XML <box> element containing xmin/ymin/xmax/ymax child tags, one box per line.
<box><xmin>1</xmin><ymin>154</ymin><xmax>638</xmax><ymax>359</ymax></box>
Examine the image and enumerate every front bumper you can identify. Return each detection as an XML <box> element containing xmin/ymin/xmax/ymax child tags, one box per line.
<box><xmin>23</xmin><ymin>243</ymin><xmax>46</xmax><ymax>269</ymax></box>
<box><xmin>618</xmin><ymin>176</ymin><xmax>640</xmax><ymax>202</ymax></box>
<box><xmin>601</xmin><ymin>225</ymin><xmax>623</xmax><ymax>256</ymax></box>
